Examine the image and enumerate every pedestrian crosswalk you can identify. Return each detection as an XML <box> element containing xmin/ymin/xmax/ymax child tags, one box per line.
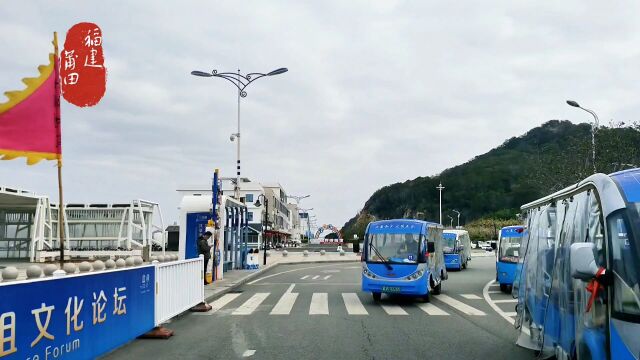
<box><xmin>300</xmin><ymin>274</ymin><xmax>332</xmax><ymax>280</ymax></box>
<box><xmin>201</xmin><ymin>291</ymin><xmax>489</xmax><ymax>318</ymax></box>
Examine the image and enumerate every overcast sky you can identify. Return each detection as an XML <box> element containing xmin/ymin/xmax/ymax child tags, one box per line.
<box><xmin>2</xmin><ymin>1</ymin><xmax>640</xmax><ymax>228</ymax></box>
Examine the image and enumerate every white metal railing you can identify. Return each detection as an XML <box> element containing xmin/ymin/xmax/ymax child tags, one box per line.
<box><xmin>154</xmin><ymin>256</ymin><xmax>204</xmax><ymax>325</ymax></box>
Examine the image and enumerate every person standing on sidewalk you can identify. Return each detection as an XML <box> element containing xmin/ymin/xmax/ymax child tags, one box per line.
<box><xmin>198</xmin><ymin>231</ymin><xmax>213</xmax><ymax>284</ymax></box>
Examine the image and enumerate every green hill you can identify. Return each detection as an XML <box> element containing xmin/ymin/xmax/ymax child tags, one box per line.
<box><xmin>342</xmin><ymin>120</ymin><xmax>640</xmax><ymax>241</ymax></box>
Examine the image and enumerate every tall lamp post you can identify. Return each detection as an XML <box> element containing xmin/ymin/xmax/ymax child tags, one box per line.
<box><xmin>254</xmin><ymin>194</ymin><xmax>270</xmax><ymax>265</ymax></box>
<box><xmin>191</xmin><ymin>67</ymin><xmax>288</xmax><ymax>199</ymax></box>
<box><xmin>436</xmin><ymin>183</ymin><xmax>445</xmax><ymax>225</ymax></box>
<box><xmin>447</xmin><ymin>215</ymin><xmax>454</xmax><ymax>228</ymax></box>
<box><xmin>452</xmin><ymin>209</ymin><xmax>461</xmax><ymax>228</ymax></box>
<box><xmin>566</xmin><ymin>100</ymin><xmax>600</xmax><ymax>173</ymax></box>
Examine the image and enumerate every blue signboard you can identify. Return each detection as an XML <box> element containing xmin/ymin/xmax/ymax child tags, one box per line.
<box><xmin>0</xmin><ymin>266</ymin><xmax>155</xmax><ymax>360</ymax></box>
<box><xmin>186</xmin><ymin>212</ymin><xmax>210</xmax><ymax>259</ymax></box>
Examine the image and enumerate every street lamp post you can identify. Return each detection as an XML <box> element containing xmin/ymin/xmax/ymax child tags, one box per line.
<box><xmin>566</xmin><ymin>100</ymin><xmax>600</xmax><ymax>173</ymax></box>
<box><xmin>254</xmin><ymin>194</ymin><xmax>270</xmax><ymax>266</ymax></box>
<box><xmin>447</xmin><ymin>215</ymin><xmax>454</xmax><ymax>228</ymax></box>
<box><xmin>436</xmin><ymin>183</ymin><xmax>445</xmax><ymax>225</ymax></box>
<box><xmin>191</xmin><ymin>67</ymin><xmax>288</xmax><ymax>199</ymax></box>
<box><xmin>452</xmin><ymin>210</ymin><xmax>461</xmax><ymax>228</ymax></box>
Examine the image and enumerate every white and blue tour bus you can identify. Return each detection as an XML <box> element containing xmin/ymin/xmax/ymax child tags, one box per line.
<box><xmin>443</xmin><ymin>229</ymin><xmax>472</xmax><ymax>270</ymax></box>
<box><xmin>361</xmin><ymin>219</ymin><xmax>447</xmax><ymax>302</ymax></box>
<box><xmin>515</xmin><ymin>168</ymin><xmax>640</xmax><ymax>359</ymax></box>
<box><xmin>496</xmin><ymin>225</ymin><xmax>524</xmax><ymax>292</ymax></box>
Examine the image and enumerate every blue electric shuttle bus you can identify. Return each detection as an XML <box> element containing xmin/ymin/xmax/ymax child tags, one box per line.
<box><xmin>361</xmin><ymin>219</ymin><xmax>447</xmax><ymax>301</ymax></box>
<box><xmin>443</xmin><ymin>229</ymin><xmax>472</xmax><ymax>270</ymax></box>
<box><xmin>496</xmin><ymin>225</ymin><xmax>524</xmax><ymax>292</ymax></box>
<box><xmin>515</xmin><ymin>169</ymin><xmax>640</xmax><ymax>359</ymax></box>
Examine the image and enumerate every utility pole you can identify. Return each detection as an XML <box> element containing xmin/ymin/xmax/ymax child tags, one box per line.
<box><xmin>436</xmin><ymin>183</ymin><xmax>445</xmax><ymax>225</ymax></box>
<box><xmin>452</xmin><ymin>209</ymin><xmax>461</xmax><ymax>228</ymax></box>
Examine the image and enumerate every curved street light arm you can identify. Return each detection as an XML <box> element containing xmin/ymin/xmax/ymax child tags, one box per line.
<box><xmin>579</xmin><ymin>107</ymin><xmax>600</xmax><ymax>128</ymax></box>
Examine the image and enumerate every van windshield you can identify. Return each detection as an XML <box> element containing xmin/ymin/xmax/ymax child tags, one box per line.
<box><xmin>367</xmin><ymin>233</ymin><xmax>420</xmax><ymax>264</ymax></box>
<box><xmin>609</xmin><ymin>206</ymin><xmax>640</xmax><ymax>318</ymax></box>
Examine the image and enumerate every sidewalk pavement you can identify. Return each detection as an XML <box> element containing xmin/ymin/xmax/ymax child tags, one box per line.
<box><xmin>204</xmin><ymin>251</ymin><xmax>360</xmax><ymax>302</ymax></box>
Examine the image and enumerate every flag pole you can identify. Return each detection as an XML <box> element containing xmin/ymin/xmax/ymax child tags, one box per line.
<box><xmin>53</xmin><ymin>31</ymin><xmax>65</xmax><ymax>267</ymax></box>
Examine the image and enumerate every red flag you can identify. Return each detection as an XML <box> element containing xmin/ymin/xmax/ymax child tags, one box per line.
<box><xmin>0</xmin><ymin>34</ymin><xmax>61</xmax><ymax>165</ymax></box>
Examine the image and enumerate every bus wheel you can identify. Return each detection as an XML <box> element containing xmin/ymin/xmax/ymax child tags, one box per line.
<box><xmin>372</xmin><ymin>292</ymin><xmax>381</xmax><ymax>302</ymax></box>
<box><xmin>421</xmin><ymin>293</ymin><xmax>430</xmax><ymax>303</ymax></box>
<box><xmin>500</xmin><ymin>284</ymin><xmax>509</xmax><ymax>293</ymax></box>
<box><xmin>430</xmin><ymin>278</ymin><xmax>441</xmax><ymax>295</ymax></box>
<box><xmin>462</xmin><ymin>262</ymin><xmax>467</xmax><ymax>270</ymax></box>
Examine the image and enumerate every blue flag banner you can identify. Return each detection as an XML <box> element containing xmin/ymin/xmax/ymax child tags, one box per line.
<box><xmin>0</xmin><ymin>266</ymin><xmax>155</xmax><ymax>360</ymax></box>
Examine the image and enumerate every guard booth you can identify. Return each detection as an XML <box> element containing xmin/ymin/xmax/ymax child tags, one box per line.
<box><xmin>178</xmin><ymin>194</ymin><xmax>248</xmax><ymax>280</ymax></box>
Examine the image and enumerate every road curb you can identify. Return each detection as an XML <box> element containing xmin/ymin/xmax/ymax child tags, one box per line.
<box><xmin>203</xmin><ymin>259</ymin><xmax>359</xmax><ymax>303</ymax></box>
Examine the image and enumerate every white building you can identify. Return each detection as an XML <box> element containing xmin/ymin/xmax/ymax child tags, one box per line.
<box><xmin>177</xmin><ymin>178</ymin><xmax>300</xmax><ymax>247</ymax></box>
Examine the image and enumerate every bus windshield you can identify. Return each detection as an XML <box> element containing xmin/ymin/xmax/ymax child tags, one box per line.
<box><xmin>499</xmin><ymin>236</ymin><xmax>521</xmax><ymax>263</ymax></box>
<box><xmin>367</xmin><ymin>233</ymin><xmax>420</xmax><ymax>264</ymax></box>
<box><xmin>609</xmin><ymin>204</ymin><xmax>640</xmax><ymax>317</ymax></box>
<box><xmin>442</xmin><ymin>233</ymin><xmax>457</xmax><ymax>253</ymax></box>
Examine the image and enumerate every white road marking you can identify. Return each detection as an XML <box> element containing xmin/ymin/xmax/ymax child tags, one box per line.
<box><xmin>482</xmin><ymin>280</ymin><xmax>530</xmax><ymax>336</ymax></box>
<box><xmin>460</xmin><ymin>294</ymin><xmax>482</xmax><ymax>300</ymax></box>
<box><xmin>300</xmin><ymin>275</ymin><xmax>309</xmax><ymax>280</ymax></box>
<box><xmin>323</xmin><ymin>275</ymin><xmax>331</xmax><ymax>280</ymax></box>
<box><xmin>381</xmin><ymin>304</ymin><xmax>408</xmax><ymax>315</ymax></box>
<box><xmin>309</xmin><ymin>293</ymin><xmax>329</xmax><ymax>315</ymax></box>
<box><xmin>435</xmin><ymin>295</ymin><xmax>486</xmax><ymax>316</ymax></box>
<box><xmin>194</xmin><ymin>293</ymin><xmax>241</xmax><ymax>315</ymax></box>
<box><xmin>418</xmin><ymin>303</ymin><xmax>449</xmax><ymax>315</ymax></box>
<box><xmin>487</xmin><ymin>290</ymin><xmax>501</xmax><ymax>294</ymax></box>
<box><xmin>286</xmin><ymin>284</ymin><xmax>296</xmax><ymax>293</ymax></box>
<box><xmin>322</xmin><ymin>270</ymin><xmax>341</xmax><ymax>273</ymax></box>
<box><xmin>270</xmin><ymin>293</ymin><xmax>299</xmax><ymax>315</ymax></box>
<box><xmin>312</xmin><ymin>275</ymin><xmax>320</xmax><ymax>280</ymax></box>
<box><xmin>493</xmin><ymin>299</ymin><xmax>518</xmax><ymax>303</ymax></box>
<box><xmin>342</xmin><ymin>293</ymin><xmax>368</xmax><ymax>315</ymax></box>
<box><xmin>242</xmin><ymin>350</ymin><xmax>256</xmax><ymax>357</ymax></box>
<box><xmin>248</xmin><ymin>263</ymin><xmax>350</xmax><ymax>284</ymax></box>
<box><xmin>504</xmin><ymin>312</ymin><xmax>517</xmax><ymax>316</ymax></box>
<box><xmin>232</xmin><ymin>293</ymin><xmax>270</xmax><ymax>315</ymax></box>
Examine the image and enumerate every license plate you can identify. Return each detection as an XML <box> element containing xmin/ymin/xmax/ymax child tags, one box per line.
<box><xmin>381</xmin><ymin>286</ymin><xmax>401</xmax><ymax>293</ymax></box>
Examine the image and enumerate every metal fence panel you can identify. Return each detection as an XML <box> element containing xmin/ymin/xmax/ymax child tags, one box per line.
<box><xmin>155</xmin><ymin>257</ymin><xmax>204</xmax><ymax>325</ymax></box>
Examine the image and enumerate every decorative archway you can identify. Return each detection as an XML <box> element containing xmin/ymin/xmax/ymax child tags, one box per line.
<box><xmin>314</xmin><ymin>224</ymin><xmax>342</xmax><ymax>239</ymax></box>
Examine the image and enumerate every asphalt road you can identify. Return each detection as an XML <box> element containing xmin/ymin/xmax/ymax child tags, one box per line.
<box><xmin>104</xmin><ymin>256</ymin><xmax>534</xmax><ymax>360</ymax></box>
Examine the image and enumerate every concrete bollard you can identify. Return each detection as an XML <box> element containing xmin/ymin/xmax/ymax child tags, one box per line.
<box><xmin>26</xmin><ymin>265</ymin><xmax>43</xmax><ymax>279</ymax></box>
<box><xmin>52</xmin><ymin>269</ymin><xmax>66</xmax><ymax>277</ymax></box>
<box><xmin>266</xmin><ymin>251</ymin><xmax>271</xmax><ymax>257</ymax></box>
<box><xmin>282</xmin><ymin>250</ymin><xmax>288</xmax><ymax>257</ymax></box>
<box><xmin>303</xmin><ymin>250</ymin><xmax>309</xmax><ymax>257</ymax></box>
<box><xmin>3</xmin><ymin>266</ymin><xmax>19</xmax><ymax>281</ymax></box>
<box><xmin>150</xmin><ymin>255</ymin><xmax>158</xmax><ymax>262</ymax></box>
<box><xmin>92</xmin><ymin>260</ymin><xmax>105</xmax><ymax>271</ymax></box>
<box><xmin>340</xmin><ymin>250</ymin><xmax>346</xmax><ymax>256</ymax></box>
<box><xmin>115</xmin><ymin>258</ymin><xmax>126</xmax><ymax>268</ymax></box>
<box><xmin>173</xmin><ymin>254</ymin><xmax>179</xmax><ymax>261</ymax></box>
<box><xmin>43</xmin><ymin>264</ymin><xmax>58</xmax><ymax>276</ymax></box>
<box><xmin>79</xmin><ymin>261</ymin><xmax>92</xmax><ymax>272</ymax></box>
<box><xmin>320</xmin><ymin>250</ymin><xmax>326</xmax><ymax>255</ymax></box>
<box><xmin>125</xmin><ymin>257</ymin><xmax>136</xmax><ymax>267</ymax></box>
<box><xmin>105</xmin><ymin>259</ymin><xmax>116</xmax><ymax>269</ymax></box>
<box><xmin>134</xmin><ymin>256</ymin><xmax>143</xmax><ymax>266</ymax></box>
<box><xmin>63</xmin><ymin>263</ymin><xmax>77</xmax><ymax>274</ymax></box>
<box><xmin>157</xmin><ymin>255</ymin><xmax>166</xmax><ymax>262</ymax></box>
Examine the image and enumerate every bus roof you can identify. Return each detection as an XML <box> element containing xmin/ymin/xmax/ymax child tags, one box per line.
<box><xmin>520</xmin><ymin>172</ymin><xmax>628</xmax><ymax>218</ymax></box>
<box><xmin>610</xmin><ymin>168</ymin><xmax>640</xmax><ymax>203</ymax></box>
<box><xmin>366</xmin><ymin>219</ymin><xmax>440</xmax><ymax>234</ymax></box>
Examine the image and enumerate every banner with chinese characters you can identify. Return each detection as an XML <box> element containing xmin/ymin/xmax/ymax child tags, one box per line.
<box><xmin>60</xmin><ymin>22</ymin><xmax>107</xmax><ymax>107</ymax></box>
<box><xmin>0</xmin><ymin>266</ymin><xmax>154</xmax><ymax>359</ymax></box>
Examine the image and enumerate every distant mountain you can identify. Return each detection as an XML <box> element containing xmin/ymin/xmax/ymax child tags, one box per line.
<box><xmin>342</xmin><ymin>120</ymin><xmax>640</xmax><ymax>240</ymax></box>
